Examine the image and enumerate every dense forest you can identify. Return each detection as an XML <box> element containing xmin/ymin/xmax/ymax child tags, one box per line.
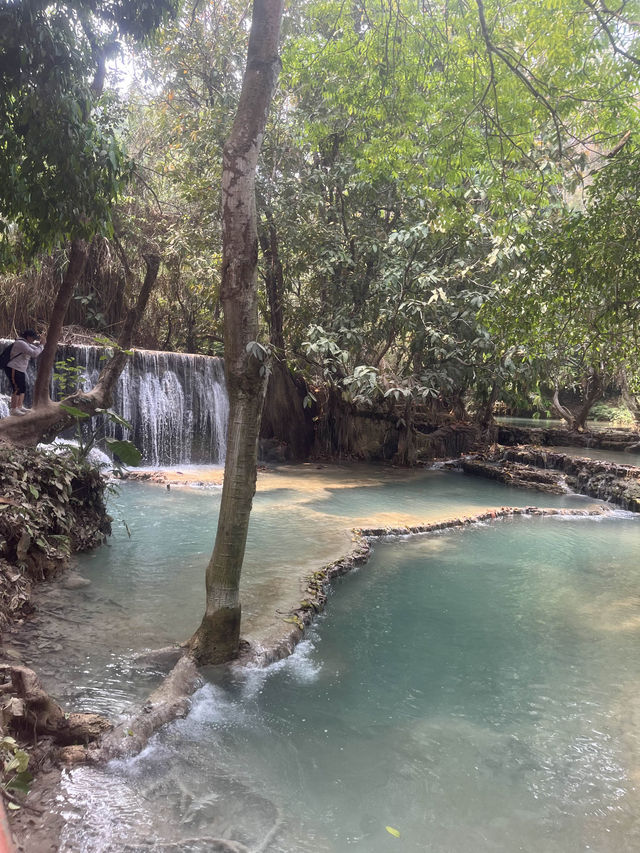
<box><xmin>3</xmin><ymin>0</ymin><xmax>640</xmax><ymax>444</ymax></box>
<box><xmin>2</xmin><ymin>0</ymin><xmax>640</xmax><ymax>670</ymax></box>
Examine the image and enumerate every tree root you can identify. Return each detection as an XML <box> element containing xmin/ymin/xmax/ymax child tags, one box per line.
<box><xmin>91</xmin><ymin>654</ymin><xmax>201</xmax><ymax>763</ymax></box>
<box><xmin>1</xmin><ymin>665</ymin><xmax>111</xmax><ymax>747</ymax></box>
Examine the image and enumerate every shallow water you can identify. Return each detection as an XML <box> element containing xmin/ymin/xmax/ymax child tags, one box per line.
<box><xmin>556</xmin><ymin>445</ymin><xmax>640</xmax><ymax>466</ymax></box>
<box><xmin>58</xmin><ymin>513</ymin><xmax>640</xmax><ymax>852</ymax></box>
<box><xmin>21</xmin><ymin>470</ymin><xmax>593</xmax><ymax>716</ymax></box>
<box><xmin>496</xmin><ymin>416</ymin><xmax>610</xmax><ymax>431</ymax></box>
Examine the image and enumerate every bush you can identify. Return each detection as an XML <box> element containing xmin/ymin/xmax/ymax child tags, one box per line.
<box><xmin>0</xmin><ymin>448</ymin><xmax>111</xmax><ymax>634</ymax></box>
<box><xmin>589</xmin><ymin>402</ymin><xmax>635</xmax><ymax>426</ymax></box>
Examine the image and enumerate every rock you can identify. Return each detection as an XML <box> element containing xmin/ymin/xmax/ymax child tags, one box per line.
<box><xmin>459</xmin><ymin>458</ymin><xmax>566</xmax><ymax>493</ymax></box>
<box><xmin>56</xmin><ymin>745</ymin><xmax>88</xmax><ymax>765</ymax></box>
<box><xmin>2</xmin><ymin>646</ymin><xmax>24</xmax><ymax>661</ymax></box>
<box><xmin>62</xmin><ymin>572</ymin><xmax>91</xmax><ymax>590</ymax></box>
<box><xmin>464</xmin><ymin>445</ymin><xmax>640</xmax><ymax>511</ymax></box>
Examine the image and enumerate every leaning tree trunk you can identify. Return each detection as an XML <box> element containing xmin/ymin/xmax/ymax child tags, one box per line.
<box><xmin>552</xmin><ymin>372</ymin><xmax>603</xmax><ymax>432</ymax></box>
<box><xmin>551</xmin><ymin>385</ymin><xmax>577</xmax><ymax>430</ymax></box>
<box><xmin>188</xmin><ymin>0</ymin><xmax>285</xmax><ymax>665</ymax></box>
<box><xmin>33</xmin><ymin>238</ymin><xmax>89</xmax><ymax>408</ymax></box>
<box><xmin>0</xmin><ymin>249</ymin><xmax>160</xmax><ymax>447</ymax></box>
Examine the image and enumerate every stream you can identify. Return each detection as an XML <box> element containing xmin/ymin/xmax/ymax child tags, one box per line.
<box><xmin>15</xmin><ymin>466</ymin><xmax>640</xmax><ymax>851</ymax></box>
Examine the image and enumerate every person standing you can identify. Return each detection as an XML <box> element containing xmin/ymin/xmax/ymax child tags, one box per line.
<box><xmin>4</xmin><ymin>329</ymin><xmax>45</xmax><ymax>416</ymax></box>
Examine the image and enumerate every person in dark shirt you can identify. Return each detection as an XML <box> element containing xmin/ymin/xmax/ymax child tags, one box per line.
<box><xmin>4</xmin><ymin>329</ymin><xmax>45</xmax><ymax>416</ymax></box>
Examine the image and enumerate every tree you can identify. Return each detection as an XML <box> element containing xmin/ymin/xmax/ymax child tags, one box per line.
<box><xmin>0</xmin><ymin>0</ymin><xmax>177</xmax><ymax>266</ymax></box>
<box><xmin>188</xmin><ymin>0</ymin><xmax>285</xmax><ymax>664</ymax></box>
<box><xmin>111</xmin><ymin>0</ymin><xmax>252</xmax><ymax>354</ymax></box>
<box><xmin>254</xmin><ymin>0</ymin><xmax>640</xmax><ymax>442</ymax></box>
<box><xmin>485</xmin><ymin>143</ymin><xmax>640</xmax><ymax>429</ymax></box>
<box><xmin>0</xmin><ymin>0</ymin><xmax>176</xmax><ymax>423</ymax></box>
<box><xmin>112</xmin><ymin>0</ymin><xmax>640</xmax><ymax>451</ymax></box>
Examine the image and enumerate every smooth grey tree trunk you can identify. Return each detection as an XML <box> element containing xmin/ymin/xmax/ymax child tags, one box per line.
<box><xmin>188</xmin><ymin>0</ymin><xmax>285</xmax><ymax>664</ymax></box>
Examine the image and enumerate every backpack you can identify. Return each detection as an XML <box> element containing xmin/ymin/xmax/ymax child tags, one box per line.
<box><xmin>0</xmin><ymin>342</ymin><xmax>15</xmax><ymax>370</ymax></box>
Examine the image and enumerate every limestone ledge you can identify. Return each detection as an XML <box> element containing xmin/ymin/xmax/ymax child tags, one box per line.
<box><xmin>464</xmin><ymin>445</ymin><xmax>640</xmax><ymax>511</ymax></box>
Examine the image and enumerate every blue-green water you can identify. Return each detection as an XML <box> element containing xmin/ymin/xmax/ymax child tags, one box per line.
<box><xmin>57</xmin><ymin>510</ymin><xmax>640</xmax><ymax>852</ymax></box>
<box><xmin>303</xmin><ymin>472</ymin><xmax>585</xmax><ymax>520</ymax></box>
<box><xmin>26</xmin><ymin>471</ymin><xmax>592</xmax><ymax>717</ymax></box>
<box><xmin>553</xmin><ymin>444</ymin><xmax>640</xmax><ymax>467</ymax></box>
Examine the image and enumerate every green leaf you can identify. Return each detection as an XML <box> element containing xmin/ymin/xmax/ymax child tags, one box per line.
<box><xmin>385</xmin><ymin>826</ymin><xmax>401</xmax><ymax>838</ymax></box>
<box><xmin>6</xmin><ymin>771</ymin><xmax>33</xmax><ymax>794</ymax></box>
<box><xmin>105</xmin><ymin>438</ymin><xmax>142</xmax><ymax>467</ymax></box>
<box><xmin>105</xmin><ymin>410</ymin><xmax>133</xmax><ymax>430</ymax></box>
<box><xmin>59</xmin><ymin>404</ymin><xmax>90</xmax><ymax>419</ymax></box>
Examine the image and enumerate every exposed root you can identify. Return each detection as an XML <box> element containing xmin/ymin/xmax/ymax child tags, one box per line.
<box><xmin>1</xmin><ymin>665</ymin><xmax>111</xmax><ymax>746</ymax></box>
<box><xmin>92</xmin><ymin>654</ymin><xmax>201</xmax><ymax>763</ymax></box>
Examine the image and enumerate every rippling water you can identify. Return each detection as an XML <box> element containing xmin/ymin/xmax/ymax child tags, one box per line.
<box><xmin>53</xmin><ymin>505</ymin><xmax>640</xmax><ymax>852</ymax></box>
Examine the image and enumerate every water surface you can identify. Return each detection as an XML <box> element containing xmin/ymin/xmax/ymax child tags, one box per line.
<box><xmin>22</xmin><ymin>470</ymin><xmax>593</xmax><ymax>717</ymax></box>
<box><xmin>58</xmin><ymin>513</ymin><xmax>640</xmax><ymax>852</ymax></box>
<box><xmin>555</xmin><ymin>445</ymin><xmax>640</xmax><ymax>467</ymax></box>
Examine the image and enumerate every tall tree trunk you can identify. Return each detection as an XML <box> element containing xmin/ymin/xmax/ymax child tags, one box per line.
<box><xmin>33</xmin><ymin>239</ymin><xmax>89</xmax><ymax>408</ymax></box>
<box><xmin>259</xmin><ymin>210</ymin><xmax>285</xmax><ymax>354</ymax></box>
<box><xmin>573</xmin><ymin>371</ymin><xmax>603</xmax><ymax>430</ymax></box>
<box><xmin>394</xmin><ymin>397</ymin><xmax>417</xmax><ymax>465</ymax></box>
<box><xmin>476</xmin><ymin>381</ymin><xmax>499</xmax><ymax>428</ymax></box>
<box><xmin>188</xmin><ymin>0</ymin><xmax>284</xmax><ymax>665</ymax></box>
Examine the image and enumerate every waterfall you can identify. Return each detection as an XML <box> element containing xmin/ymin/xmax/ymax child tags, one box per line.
<box><xmin>0</xmin><ymin>341</ymin><xmax>229</xmax><ymax>466</ymax></box>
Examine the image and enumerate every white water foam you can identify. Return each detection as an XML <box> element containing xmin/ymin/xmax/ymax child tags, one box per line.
<box><xmin>1</xmin><ymin>341</ymin><xmax>230</xmax><ymax>466</ymax></box>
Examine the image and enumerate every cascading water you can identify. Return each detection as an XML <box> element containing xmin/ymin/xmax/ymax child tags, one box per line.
<box><xmin>67</xmin><ymin>346</ymin><xmax>229</xmax><ymax>466</ymax></box>
<box><xmin>0</xmin><ymin>340</ymin><xmax>229</xmax><ymax>465</ymax></box>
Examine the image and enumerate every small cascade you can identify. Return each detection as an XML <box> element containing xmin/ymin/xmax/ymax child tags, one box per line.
<box><xmin>0</xmin><ymin>340</ymin><xmax>229</xmax><ymax>466</ymax></box>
